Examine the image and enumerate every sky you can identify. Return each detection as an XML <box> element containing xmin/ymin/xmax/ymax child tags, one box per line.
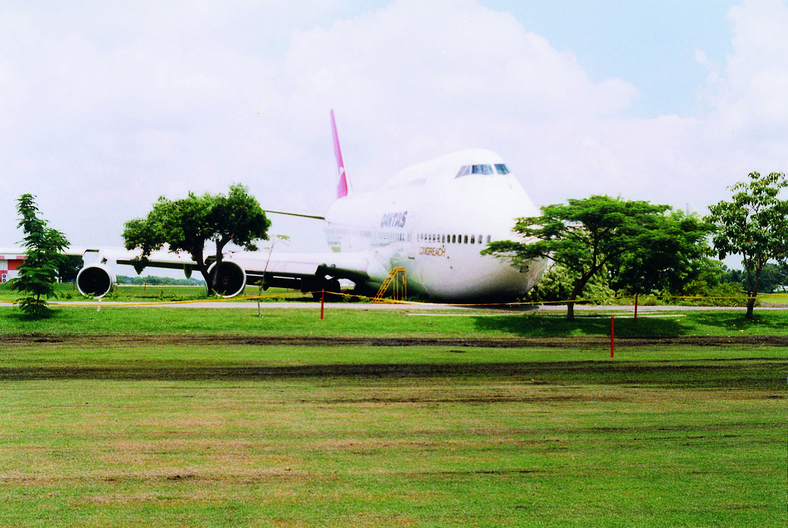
<box><xmin>2</xmin><ymin>0</ymin><xmax>787</xmax><ymax>257</ymax></box>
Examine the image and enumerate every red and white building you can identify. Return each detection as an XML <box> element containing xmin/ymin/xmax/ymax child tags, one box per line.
<box><xmin>0</xmin><ymin>249</ymin><xmax>25</xmax><ymax>283</ymax></box>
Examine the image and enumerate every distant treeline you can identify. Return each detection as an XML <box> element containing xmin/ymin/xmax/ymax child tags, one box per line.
<box><xmin>720</xmin><ymin>262</ymin><xmax>788</xmax><ymax>293</ymax></box>
<box><xmin>117</xmin><ymin>276</ymin><xmax>205</xmax><ymax>286</ymax></box>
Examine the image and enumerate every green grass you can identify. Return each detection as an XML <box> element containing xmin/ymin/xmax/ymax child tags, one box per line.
<box><xmin>0</xmin><ymin>343</ymin><xmax>784</xmax><ymax>527</ymax></box>
<box><xmin>0</xmin><ymin>282</ymin><xmax>311</xmax><ymax>303</ymax></box>
<box><xmin>3</xmin><ymin>302</ymin><xmax>788</xmax><ymax>338</ymax></box>
<box><xmin>4</xmin><ymin>280</ymin><xmax>788</xmax><ymax>306</ymax></box>
<box><xmin>0</xmin><ymin>304</ymin><xmax>786</xmax><ymax>526</ymax></box>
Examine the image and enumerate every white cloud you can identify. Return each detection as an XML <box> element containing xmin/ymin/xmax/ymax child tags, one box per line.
<box><xmin>682</xmin><ymin>0</ymin><xmax>788</xmax><ymax>202</ymax></box>
<box><xmin>1</xmin><ymin>0</ymin><xmax>787</xmax><ymax>254</ymax></box>
<box><xmin>288</xmin><ymin>0</ymin><xmax>638</xmax><ymax>120</ymax></box>
<box><xmin>274</xmin><ymin>0</ymin><xmax>640</xmax><ymax>197</ymax></box>
<box><xmin>711</xmin><ymin>0</ymin><xmax>788</xmax><ymax>139</ymax></box>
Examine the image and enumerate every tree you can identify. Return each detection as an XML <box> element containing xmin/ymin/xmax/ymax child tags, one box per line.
<box><xmin>753</xmin><ymin>262</ymin><xmax>784</xmax><ymax>293</ymax></box>
<box><xmin>706</xmin><ymin>171</ymin><xmax>788</xmax><ymax>318</ymax></box>
<box><xmin>607</xmin><ymin>210</ymin><xmax>714</xmax><ymax>296</ymax></box>
<box><xmin>10</xmin><ymin>194</ymin><xmax>70</xmax><ymax>318</ymax></box>
<box><xmin>483</xmin><ymin>195</ymin><xmax>672</xmax><ymax>320</ymax></box>
<box><xmin>57</xmin><ymin>254</ymin><xmax>84</xmax><ymax>283</ymax></box>
<box><xmin>719</xmin><ymin>261</ymin><xmax>786</xmax><ymax>294</ymax></box>
<box><xmin>522</xmin><ymin>261</ymin><xmax>614</xmax><ymax>305</ymax></box>
<box><xmin>123</xmin><ymin>184</ymin><xmax>270</xmax><ymax>294</ymax></box>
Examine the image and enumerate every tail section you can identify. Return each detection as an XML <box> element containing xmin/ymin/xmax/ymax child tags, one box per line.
<box><xmin>331</xmin><ymin>109</ymin><xmax>351</xmax><ymax>198</ymax></box>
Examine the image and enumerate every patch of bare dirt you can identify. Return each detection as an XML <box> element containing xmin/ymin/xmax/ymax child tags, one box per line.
<box><xmin>2</xmin><ymin>334</ymin><xmax>788</xmax><ymax>348</ymax></box>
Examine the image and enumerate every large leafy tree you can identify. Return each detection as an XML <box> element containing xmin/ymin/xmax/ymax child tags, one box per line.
<box><xmin>608</xmin><ymin>210</ymin><xmax>714</xmax><ymax>296</ymax></box>
<box><xmin>706</xmin><ymin>171</ymin><xmax>788</xmax><ymax>319</ymax></box>
<box><xmin>10</xmin><ymin>194</ymin><xmax>70</xmax><ymax>318</ymax></box>
<box><xmin>483</xmin><ymin>195</ymin><xmax>674</xmax><ymax>320</ymax></box>
<box><xmin>123</xmin><ymin>184</ymin><xmax>270</xmax><ymax>294</ymax></box>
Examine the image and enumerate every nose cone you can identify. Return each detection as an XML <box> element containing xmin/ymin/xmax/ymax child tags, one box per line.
<box><xmin>441</xmin><ymin>172</ymin><xmax>540</xmax><ymax>245</ymax></box>
<box><xmin>431</xmin><ymin>253</ymin><xmax>546</xmax><ymax>301</ymax></box>
<box><xmin>415</xmin><ymin>172</ymin><xmax>545</xmax><ymax>301</ymax></box>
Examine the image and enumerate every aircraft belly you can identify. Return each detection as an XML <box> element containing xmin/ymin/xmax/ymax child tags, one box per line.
<box><xmin>415</xmin><ymin>248</ymin><xmax>544</xmax><ymax>301</ymax></box>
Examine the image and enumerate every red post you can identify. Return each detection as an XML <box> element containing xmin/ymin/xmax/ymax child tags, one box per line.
<box><xmin>320</xmin><ymin>289</ymin><xmax>325</xmax><ymax>320</ymax></box>
<box><xmin>634</xmin><ymin>293</ymin><xmax>638</xmax><ymax>322</ymax></box>
<box><xmin>610</xmin><ymin>315</ymin><xmax>615</xmax><ymax>358</ymax></box>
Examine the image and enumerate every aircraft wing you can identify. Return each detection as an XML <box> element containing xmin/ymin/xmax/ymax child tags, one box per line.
<box><xmin>224</xmin><ymin>250</ymin><xmax>372</xmax><ymax>294</ymax></box>
<box><xmin>70</xmin><ymin>246</ymin><xmax>198</xmax><ymax>269</ymax></box>
<box><xmin>68</xmin><ymin>245</ymin><xmax>374</xmax><ymax>298</ymax></box>
<box><xmin>66</xmin><ymin>246</ymin><xmax>199</xmax><ymax>297</ymax></box>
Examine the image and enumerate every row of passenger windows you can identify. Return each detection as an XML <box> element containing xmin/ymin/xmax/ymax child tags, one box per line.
<box><xmin>418</xmin><ymin>233</ymin><xmax>491</xmax><ymax>245</ymax></box>
<box><xmin>455</xmin><ymin>163</ymin><xmax>510</xmax><ymax>178</ymax></box>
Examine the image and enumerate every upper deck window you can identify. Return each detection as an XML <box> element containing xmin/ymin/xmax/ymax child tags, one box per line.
<box><xmin>495</xmin><ymin>164</ymin><xmax>510</xmax><ymax>175</ymax></box>
<box><xmin>472</xmin><ymin>164</ymin><xmax>494</xmax><ymax>175</ymax></box>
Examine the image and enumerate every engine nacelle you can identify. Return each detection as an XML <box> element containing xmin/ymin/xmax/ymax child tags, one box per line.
<box><xmin>207</xmin><ymin>260</ymin><xmax>246</xmax><ymax>297</ymax></box>
<box><xmin>76</xmin><ymin>263</ymin><xmax>116</xmax><ymax>298</ymax></box>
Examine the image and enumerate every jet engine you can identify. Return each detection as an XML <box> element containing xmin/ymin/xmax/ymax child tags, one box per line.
<box><xmin>76</xmin><ymin>263</ymin><xmax>116</xmax><ymax>298</ymax></box>
<box><xmin>207</xmin><ymin>260</ymin><xmax>246</xmax><ymax>297</ymax></box>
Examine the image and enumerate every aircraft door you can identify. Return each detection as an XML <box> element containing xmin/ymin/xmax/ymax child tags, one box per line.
<box><xmin>406</xmin><ymin>213</ymin><xmax>417</xmax><ymax>260</ymax></box>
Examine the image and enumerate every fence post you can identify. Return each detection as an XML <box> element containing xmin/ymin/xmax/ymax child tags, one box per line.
<box><xmin>610</xmin><ymin>315</ymin><xmax>615</xmax><ymax>358</ymax></box>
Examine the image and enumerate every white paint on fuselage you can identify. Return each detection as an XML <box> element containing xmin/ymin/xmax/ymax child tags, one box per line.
<box><xmin>324</xmin><ymin>149</ymin><xmax>545</xmax><ymax>301</ymax></box>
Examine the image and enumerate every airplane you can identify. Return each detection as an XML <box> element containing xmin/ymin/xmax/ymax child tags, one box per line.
<box><xmin>66</xmin><ymin>111</ymin><xmax>547</xmax><ymax>302</ymax></box>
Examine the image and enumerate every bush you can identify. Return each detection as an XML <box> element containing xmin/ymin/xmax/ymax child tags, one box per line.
<box><xmin>523</xmin><ymin>263</ymin><xmax>614</xmax><ymax>305</ymax></box>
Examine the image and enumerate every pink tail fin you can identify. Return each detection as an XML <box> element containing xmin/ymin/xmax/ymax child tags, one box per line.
<box><xmin>331</xmin><ymin>109</ymin><xmax>351</xmax><ymax>198</ymax></box>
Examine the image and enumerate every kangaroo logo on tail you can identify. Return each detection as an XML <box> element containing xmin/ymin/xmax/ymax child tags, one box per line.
<box><xmin>331</xmin><ymin>110</ymin><xmax>352</xmax><ymax>199</ymax></box>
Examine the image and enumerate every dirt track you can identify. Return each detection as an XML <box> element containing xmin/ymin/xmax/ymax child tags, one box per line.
<box><xmin>3</xmin><ymin>333</ymin><xmax>788</xmax><ymax>347</ymax></box>
<box><xmin>1</xmin><ymin>334</ymin><xmax>784</xmax><ymax>387</ymax></box>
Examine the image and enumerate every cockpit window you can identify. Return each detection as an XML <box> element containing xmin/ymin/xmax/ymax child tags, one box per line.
<box><xmin>455</xmin><ymin>165</ymin><xmax>471</xmax><ymax>178</ymax></box>
<box><xmin>457</xmin><ymin>164</ymin><xmax>508</xmax><ymax>177</ymax></box>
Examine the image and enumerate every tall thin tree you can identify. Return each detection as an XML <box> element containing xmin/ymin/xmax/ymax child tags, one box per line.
<box><xmin>707</xmin><ymin>172</ymin><xmax>788</xmax><ymax>319</ymax></box>
<box><xmin>10</xmin><ymin>194</ymin><xmax>70</xmax><ymax>318</ymax></box>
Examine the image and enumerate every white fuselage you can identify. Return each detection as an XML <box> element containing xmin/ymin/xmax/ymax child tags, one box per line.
<box><xmin>323</xmin><ymin>149</ymin><xmax>545</xmax><ymax>301</ymax></box>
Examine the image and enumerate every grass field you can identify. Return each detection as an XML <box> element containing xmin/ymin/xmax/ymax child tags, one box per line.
<box><xmin>0</xmin><ymin>302</ymin><xmax>785</xmax><ymax>527</ymax></box>
<box><xmin>3</xmin><ymin>281</ymin><xmax>788</xmax><ymax>306</ymax></box>
<box><xmin>0</xmin><ymin>283</ymin><xmax>306</xmax><ymax>304</ymax></box>
<box><xmin>3</xmin><ymin>300</ymin><xmax>788</xmax><ymax>339</ymax></box>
